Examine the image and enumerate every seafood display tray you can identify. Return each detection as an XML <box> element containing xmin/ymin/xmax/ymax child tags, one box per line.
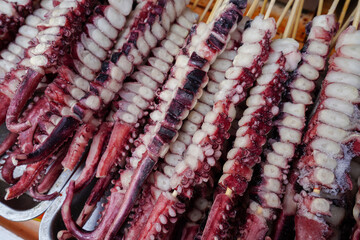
<box><xmin>39</xmin><ymin>166</ymin><xmax>104</xmax><ymax>240</ymax></box>
<box><xmin>0</xmin><ymin>124</ymin><xmax>79</xmax><ymax>222</ymax></box>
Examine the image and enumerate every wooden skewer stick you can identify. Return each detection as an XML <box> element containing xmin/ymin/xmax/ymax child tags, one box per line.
<box><xmin>199</xmin><ymin>0</ymin><xmax>215</xmax><ymax>22</ymax></box>
<box><xmin>225</xmin><ymin>188</ymin><xmax>233</xmax><ymax>197</ymax></box>
<box><xmin>331</xmin><ymin>7</ymin><xmax>357</xmax><ymax>48</ymax></box>
<box><xmin>328</xmin><ymin>0</ymin><xmax>339</xmax><ymax>15</ymax></box>
<box><xmin>260</xmin><ymin>0</ymin><xmax>268</xmax><ymax>15</ymax></box>
<box><xmin>191</xmin><ymin>0</ymin><xmax>201</xmax><ymax>10</ymax></box>
<box><xmin>317</xmin><ymin>0</ymin><xmax>324</xmax><ymax>16</ymax></box>
<box><xmin>283</xmin><ymin>0</ymin><xmax>300</xmax><ymax>39</ymax></box>
<box><xmin>246</xmin><ymin>0</ymin><xmax>260</xmax><ymax>18</ymax></box>
<box><xmin>207</xmin><ymin>0</ymin><xmax>224</xmax><ymax>23</ymax></box>
<box><xmin>339</xmin><ymin>0</ymin><xmax>351</xmax><ymax>26</ymax></box>
<box><xmin>353</xmin><ymin>0</ymin><xmax>360</xmax><ymax>28</ymax></box>
<box><xmin>264</xmin><ymin>0</ymin><xmax>276</xmax><ymax>19</ymax></box>
<box><xmin>276</xmin><ymin>0</ymin><xmax>294</xmax><ymax>28</ymax></box>
<box><xmin>291</xmin><ymin>0</ymin><xmax>304</xmax><ymax>39</ymax></box>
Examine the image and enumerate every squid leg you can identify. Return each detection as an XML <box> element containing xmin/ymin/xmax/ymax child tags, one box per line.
<box><xmin>96</xmin><ymin>122</ymin><xmax>134</xmax><ymax>177</ymax></box>
<box><xmin>74</xmin><ymin>122</ymin><xmax>113</xmax><ymax>191</ymax></box>
<box><xmin>0</xmin><ymin>132</ymin><xmax>18</xmax><ymax>156</ymax></box>
<box><xmin>1</xmin><ymin>155</ymin><xmax>19</xmax><ymax>184</ymax></box>
<box><xmin>0</xmin><ymin>92</ymin><xmax>11</xmax><ymax>126</ymax></box>
<box><xmin>62</xmin><ymin>123</ymin><xmax>96</xmax><ymax>171</ymax></box>
<box><xmin>6</xmin><ymin>69</ymin><xmax>44</xmax><ymax>133</ymax></box>
<box><xmin>15</xmin><ymin>116</ymin><xmax>79</xmax><ymax>165</ymax></box>
<box><xmin>58</xmin><ymin>173</ymin><xmax>113</xmax><ymax>240</ymax></box>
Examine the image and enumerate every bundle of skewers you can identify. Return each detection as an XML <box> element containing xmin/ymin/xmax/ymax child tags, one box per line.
<box><xmin>0</xmin><ymin>0</ymin><xmax>360</xmax><ymax>239</ymax></box>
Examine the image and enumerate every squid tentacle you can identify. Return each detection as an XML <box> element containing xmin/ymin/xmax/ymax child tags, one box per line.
<box><xmin>60</xmin><ymin>1</ymin><xmax>193</xmax><ymax>239</ymax></box>
<box><xmin>62</xmin><ymin>1</ymin><xmax>246</xmax><ymax>239</ymax></box>
<box><xmin>5</xmin><ymin>143</ymin><xmax>68</xmax><ymax>200</ymax></box>
<box><xmin>61</xmin><ymin>123</ymin><xmax>96</xmax><ymax>171</ymax></box>
<box><xmin>138</xmin><ymin>14</ymin><xmax>274</xmax><ymax>240</ymax></box>
<box><xmin>128</xmin><ymin>18</ymin><xmax>246</xmax><ymax>240</ymax></box>
<box><xmin>73</xmin><ymin>122</ymin><xmax>113</xmax><ymax>191</ymax></box>
<box><xmin>1</xmin><ymin>154</ymin><xmax>19</xmax><ymax>184</ymax></box>
<box><xmin>15</xmin><ymin>116</ymin><xmax>79</xmax><ymax>166</ymax></box>
<box><xmin>57</xmin><ymin>173</ymin><xmax>113</xmax><ymax>240</ymax></box>
<box><xmin>243</xmin><ymin>14</ymin><xmax>338</xmax><ymax>240</ymax></box>
<box><xmin>0</xmin><ymin>132</ymin><xmax>18</xmax><ymax>157</ymax></box>
<box><xmin>206</xmin><ymin>38</ymin><xmax>300</xmax><ymax>239</ymax></box>
<box><xmin>0</xmin><ymin>0</ymin><xmax>56</xmax><ymax>125</ymax></box>
<box><xmin>294</xmin><ymin>26</ymin><xmax>360</xmax><ymax>239</ymax></box>
<box><xmin>36</xmin><ymin>154</ymin><xmax>64</xmax><ymax>194</ymax></box>
<box><xmin>15</xmin><ymin>0</ymin><xmax>177</xmax><ymax>168</ymax></box>
<box><xmin>97</xmin><ymin>7</ymin><xmax>199</xmax><ymax>179</ymax></box>
<box><xmin>5</xmin><ymin>0</ymin><xmax>96</xmax><ymax>132</ymax></box>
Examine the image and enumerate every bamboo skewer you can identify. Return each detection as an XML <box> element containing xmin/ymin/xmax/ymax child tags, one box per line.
<box><xmin>291</xmin><ymin>0</ymin><xmax>304</xmax><ymax>39</ymax></box>
<box><xmin>331</xmin><ymin>6</ymin><xmax>357</xmax><ymax>48</ymax></box>
<box><xmin>191</xmin><ymin>0</ymin><xmax>201</xmax><ymax>10</ymax></box>
<box><xmin>264</xmin><ymin>0</ymin><xmax>276</xmax><ymax>19</ymax></box>
<box><xmin>276</xmin><ymin>0</ymin><xmax>294</xmax><ymax>28</ymax></box>
<box><xmin>353</xmin><ymin>0</ymin><xmax>360</xmax><ymax>28</ymax></box>
<box><xmin>207</xmin><ymin>0</ymin><xmax>224</xmax><ymax>23</ymax></box>
<box><xmin>283</xmin><ymin>0</ymin><xmax>300</xmax><ymax>39</ymax></box>
<box><xmin>317</xmin><ymin>0</ymin><xmax>324</xmax><ymax>16</ymax></box>
<box><xmin>260</xmin><ymin>0</ymin><xmax>268</xmax><ymax>15</ymax></box>
<box><xmin>328</xmin><ymin>0</ymin><xmax>339</xmax><ymax>15</ymax></box>
<box><xmin>246</xmin><ymin>0</ymin><xmax>260</xmax><ymax>18</ymax></box>
<box><xmin>339</xmin><ymin>0</ymin><xmax>351</xmax><ymax>26</ymax></box>
<box><xmin>199</xmin><ymin>0</ymin><xmax>215</xmax><ymax>22</ymax></box>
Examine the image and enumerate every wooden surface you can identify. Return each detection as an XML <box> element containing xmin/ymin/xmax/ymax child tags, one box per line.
<box><xmin>0</xmin><ymin>216</ymin><xmax>39</xmax><ymax>240</ymax></box>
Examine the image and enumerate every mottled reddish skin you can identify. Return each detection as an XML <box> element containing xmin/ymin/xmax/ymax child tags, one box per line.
<box><xmin>62</xmin><ymin>123</ymin><xmax>96</xmax><ymax>171</ymax></box>
<box><xmin>0</xmin><ymin>132</ymin><xmax>17</xmax><ymax>156</ymax></box>
<box><xmin>0</xmin><ymin>92</ymin><xmax>11</xmax><ymax>126</ymax></box>
<box><xmin>59</xmin><ymin>173</ymin><xmax>114</xmax><ymax>240</ymax></box>
<box><xmin>201</xmin><ymin>194</ymin><xmax>234</xmax><ymax>239</ymax></box>
<box><xmin>5</xmin><ymin>144</ymin><xmax>68</xmax><ymax>200</ymax></box>
<box><xmin>17</xmin><ymin>97</ymin><xmax>50</xmax><ymax>153</ymax></box>
<box><xmin>96</xmin><ymin>122</ymin><xmax>134</xmax><ymax>177</ymax></box>
<box><xmin>5</xmin><ymin>160</ymin><xmax>48</xmax><ymax>200</ymax></box>
<box><xmin>15</xmin><ymin>116</ymin><xmax>79</xmax><ymax>165</ymax></box>
<box><xmin>295</xmin><ymin>215</ymin><xmax>331</xmax><ymax>240</ymax></box>
<box><xmin>74</xmin><ymin>123</ymin><xmax>112</xmax><ymax>191</ymax></box>
<box><xmin>37</xmin><ymin>157</ymin><xmax>64</xmax><ymax>194</ymax></box>
<box><xmin>6</xmin><ymin>69</ymin><xmax>44</xmax><ymax>133</ymax></box>
<box><xmin>62</xmin><ymin>180</ymin><xmax>126</xmax><ymax>240</ymax></box>
<box><xmin>123</xmin><ymin>185</ymin><xmax>155</xmax><ymax>240</ymax></box>
<box><xmin>2</xmin><ymin>154</ymin><xmax>19</xmax><ymax>184</ymax></box>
